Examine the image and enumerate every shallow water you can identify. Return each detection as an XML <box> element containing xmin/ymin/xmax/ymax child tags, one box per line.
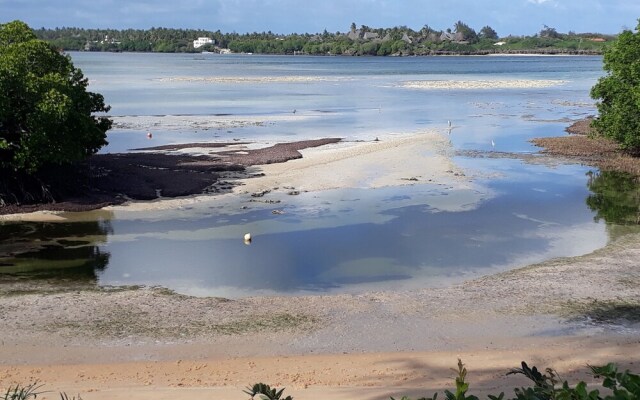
<box><xmin>1</xmin><ymin>53</ymin><xmax>635</xmax><ymax>297</ymax></box>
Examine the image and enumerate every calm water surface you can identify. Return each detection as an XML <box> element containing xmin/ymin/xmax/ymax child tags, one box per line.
<box><xmin>1</xmin><ymin>53</ymin><xmax>633</xmax><ymax>297</ymax></box>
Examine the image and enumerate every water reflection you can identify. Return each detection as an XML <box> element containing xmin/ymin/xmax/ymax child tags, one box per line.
<box><xmin>586</xmin><ymin>170</ymin><xmax>640</xmax><ymax>226</ymax></box>
<box><xmin>3</xmin><ymin>164</ymin><xmax>634</xmax><ymax>297</ymax></box>
<box><xmin>0</xmin><ymin>214</ymin><xmax>113</xmax><ymax>281</ymax></box>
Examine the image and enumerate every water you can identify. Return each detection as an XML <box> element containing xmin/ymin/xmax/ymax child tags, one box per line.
<box><xmin>1</xmin><ymin>53</ymin><xmax>632</xmax><ymax>297</ymax></box>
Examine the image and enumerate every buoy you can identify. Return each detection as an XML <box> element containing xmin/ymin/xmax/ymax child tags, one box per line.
<box><xmin>243</xmin><ymin>233</ymin><xmax>252</xmax><ymax>244</ymax></box>
<box><xmin>146</xmin><ymin>132</ymin><xmax>153</xmax><ymax>139</ymax></box>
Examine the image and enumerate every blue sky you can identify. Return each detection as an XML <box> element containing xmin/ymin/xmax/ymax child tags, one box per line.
<box><xmin>1</xmin><ymin>0</ymin><xmax>637</xmax><ymax>36</ymax></box>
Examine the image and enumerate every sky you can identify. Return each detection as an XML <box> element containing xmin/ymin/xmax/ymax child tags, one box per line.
<box><xmin>1</xmin><ymin>0</ymin><xmax>638</xmax><ymax>36</ymax></box>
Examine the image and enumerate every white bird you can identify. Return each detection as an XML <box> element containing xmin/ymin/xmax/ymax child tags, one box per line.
<box><xmin>447</xmin><ymin>120</ymin><xmax>452</xmax><ymax>127</ymax></box>
<box><xmin>491</xmin><ymin>139</ymin><xmax>495</xmax><ymax>148</ymax></box>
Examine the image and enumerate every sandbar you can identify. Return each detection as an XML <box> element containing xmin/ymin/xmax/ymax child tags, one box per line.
<box><xmin>238</xmin><ymin>130</ymin><xmax>469</xmax><ymax>194</ymax></box>
<box><xmin>401</xmin><ymin>79</ymin><xmax>567</xmax><ymax>90</ymax></box>
<box><xmin>156</xmin><ymin>76</ymin><xmax>349</xmax><ymax>84</ymax></box>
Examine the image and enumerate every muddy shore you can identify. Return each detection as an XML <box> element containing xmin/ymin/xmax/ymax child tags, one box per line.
<box><xmin>0</xmin><ymin>138</ymin><xmax>340</xmax><ymax>215</ymax></box>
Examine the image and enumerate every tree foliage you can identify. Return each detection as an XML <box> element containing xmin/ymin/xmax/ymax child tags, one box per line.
<box><xmin>0</xmin><ymin>20</ymin><xmax>111</xmax><ymax>174</ymax></box>
<box><xmin>479</xmin><ymin>26</ymin><xmax>499</xmax><ymax>40</ymax></box>
<box><xmin>454</xmin><ymin>21</ymin><xmax>478</xmax><ymax>43</ymax></box>
<box><xmin>591</xmin><ymin>21</ymin><xmax>640</xmax><ymax>152</ymax></box>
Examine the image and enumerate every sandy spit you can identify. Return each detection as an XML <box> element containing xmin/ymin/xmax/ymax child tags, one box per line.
<box><xmin>401</xmin><ymin>79</ymin><xmax>567</xmax><ymax>90</ymax></box>
<box><xmin>237</xmin><ymin>131</ymin><xmax>469</xmax><ymax>194</ymax></box>
<box><xmin>155</xmin><ymin>76</ymin><xmax>350</xmax><ymax>84</ymax></box>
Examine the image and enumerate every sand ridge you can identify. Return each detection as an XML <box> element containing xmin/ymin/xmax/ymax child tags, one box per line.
<box><xmin>237</xmin><ymin>130</ymin><xmax>469</xmax><ymax>194</ymax></box>
<box><xmin>400</xmin><ymin>79</ymin><xmax>567</xmax><ymax>90</ymax></box>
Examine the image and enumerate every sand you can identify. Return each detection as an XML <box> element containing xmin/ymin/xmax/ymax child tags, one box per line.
<box><xmin>237</xmin><ymin>131</ymin><xmax>469</xmax><ymax>194</ymax></box>
<box><xmin>400</xmin><ymin>80</ymin><xmax>567</xmax><ymax>90</ymax></box>
<box><xmin>1</xmin><ymin>128</ymin><xmax>639</xmax><ymax>399</ymax></box>
<box><xmin>156</xmin><ymin>76</ymin><xmax>349</xmax><ymax>84</ymax></box>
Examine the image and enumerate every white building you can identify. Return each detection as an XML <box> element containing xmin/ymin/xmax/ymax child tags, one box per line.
<box><xmin>193</xmin><ymin>37</ymin><xmax>214</xmax><ymax>48</ymax></box>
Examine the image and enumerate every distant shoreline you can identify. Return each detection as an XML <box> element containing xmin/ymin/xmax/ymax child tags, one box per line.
<box><xmin>71</xmin><ymin>49</ymin><xmax>604</xmax><ymax>56</ymax></box>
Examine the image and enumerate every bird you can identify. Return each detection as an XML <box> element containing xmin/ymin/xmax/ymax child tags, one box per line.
<box><xmin>491</xmin><ymin>139</ymin><xmax>495</xmax><ymax>148</ymax></box>
<box><xmin>292</xmin><ymin>109</ymin><xmax>297</xmax><ymax>114</ymax></box>
<box><xmin>447</xmin><ymin>120</ymin><xmax>452</xmax><ymax>128</ymax></box>
<box><xmin>146</xmin><ymin>132</ymin><xmax>153</xmax><ymax>139</ymax></box>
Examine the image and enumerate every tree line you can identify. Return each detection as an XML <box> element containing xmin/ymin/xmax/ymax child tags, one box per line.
<box><xmin>34</xmin><ymin>22</ymin><xmax>613</xmax><ymax>55</ymax></box>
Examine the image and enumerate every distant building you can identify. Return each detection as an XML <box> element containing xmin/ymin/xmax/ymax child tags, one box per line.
<box><xmin>347</xmin><ymin>29</ymin><xmax>361</xmax><ymax>40</ymax></box>
<box><xmin>363</xmin><ymin>32</ymin><xmax>379</xmax><ymax>40</ymax></box>
<box><xmin>193</xmin><ymin>37</ymin><xmax>214</xmax><ymax>48</ymax></box>
<box><xmin>588</xmin><ymin>37</ymin><xmax>606</xmax><ymax>42</ymax></box>
<box><xmin>494</xmin><ymin>41</ymin><xmax>506</xmax><ymax>46</ymax></box>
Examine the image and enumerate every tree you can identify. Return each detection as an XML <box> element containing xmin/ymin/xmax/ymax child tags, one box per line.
<box><xmin>479</xmin><ymin>25</ymin><xmax>498</xmax><ymax>40</ymax></box>
<box><xmin>539</xmin><ymin>25</ymin><xmax>561</xmax><ymax>39</ymax></box>
<box><xmin>454</xmin><ymin>20</ymin><xmax>478</xmax><ymax>43</ymax></box>
<box><xmin>0</xmin><ymin>20</ymin><xmax>111</xmax><ymax>174</ymax></box>
<box><xmin>590</xmin><ymin>21</ymin><xmax>640</xmax><ymax>152</ymax></box>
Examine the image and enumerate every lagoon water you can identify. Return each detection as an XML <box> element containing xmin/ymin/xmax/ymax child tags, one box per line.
<box><xmin>0</xmin><ymin>53</ymin><xmax>625</xmax><ymax>297</ymax></box>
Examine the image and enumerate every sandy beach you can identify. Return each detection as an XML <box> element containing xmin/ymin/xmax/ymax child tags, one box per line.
<box><xmin>1</xmin><ymin>127</ymin><xmax>640</xmax><ymax>399</ymax></box>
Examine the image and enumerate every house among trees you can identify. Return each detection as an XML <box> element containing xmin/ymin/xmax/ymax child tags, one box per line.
<box><xmin>193</xmin><ymin>37</ymin><xmax>214</xmax><ymax>48</ymax></box>
<box><xmin>440</xmin><ymin>31</ymin><xmax>464</xmax><ymax>42</ymax></box>
<box><xmin>363</xmin><ymin>32</ymin><xmax>379</xmax><ymax>40</ymax></box>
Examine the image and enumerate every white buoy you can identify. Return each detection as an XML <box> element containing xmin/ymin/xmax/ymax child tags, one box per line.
<box><xmin>146</xmin><ymin>132</ymin><xmax>153</xmax><ymax>139</ymax></box>
<box><xmin>243</xmin><ymin>233</ymin><xmax>252</xmax><ymax>244</ymax></box>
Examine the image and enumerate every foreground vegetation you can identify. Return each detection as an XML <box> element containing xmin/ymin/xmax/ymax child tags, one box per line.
<box><xmin>3</xmin><ymin>361</ymin><xmax>638</xmax><ymax>400</ymax></box>
<box><xmin>248</xmin><ymin>360</ymin><xmax>640</xmax><ymax>400</ymax></box>
<box><xmin>35</xmin><ymin>22</ymin><xmax>611</xmax><ymax>55</ymax></box>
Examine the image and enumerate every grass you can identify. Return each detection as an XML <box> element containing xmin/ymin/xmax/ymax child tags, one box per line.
<box><xmin>560</xmin><ymin>298</ymin><xmax>640</xmax><ymax>324</ymax></box>
<box><xmin>1</xmin><ymin>382</ymin><xmax>44</xmax><ymax>400</ymax></box>
<box><xmin>45</xmin><ymin>311</ymin><xmax>318</xmax><ymax>339</ymax></box>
